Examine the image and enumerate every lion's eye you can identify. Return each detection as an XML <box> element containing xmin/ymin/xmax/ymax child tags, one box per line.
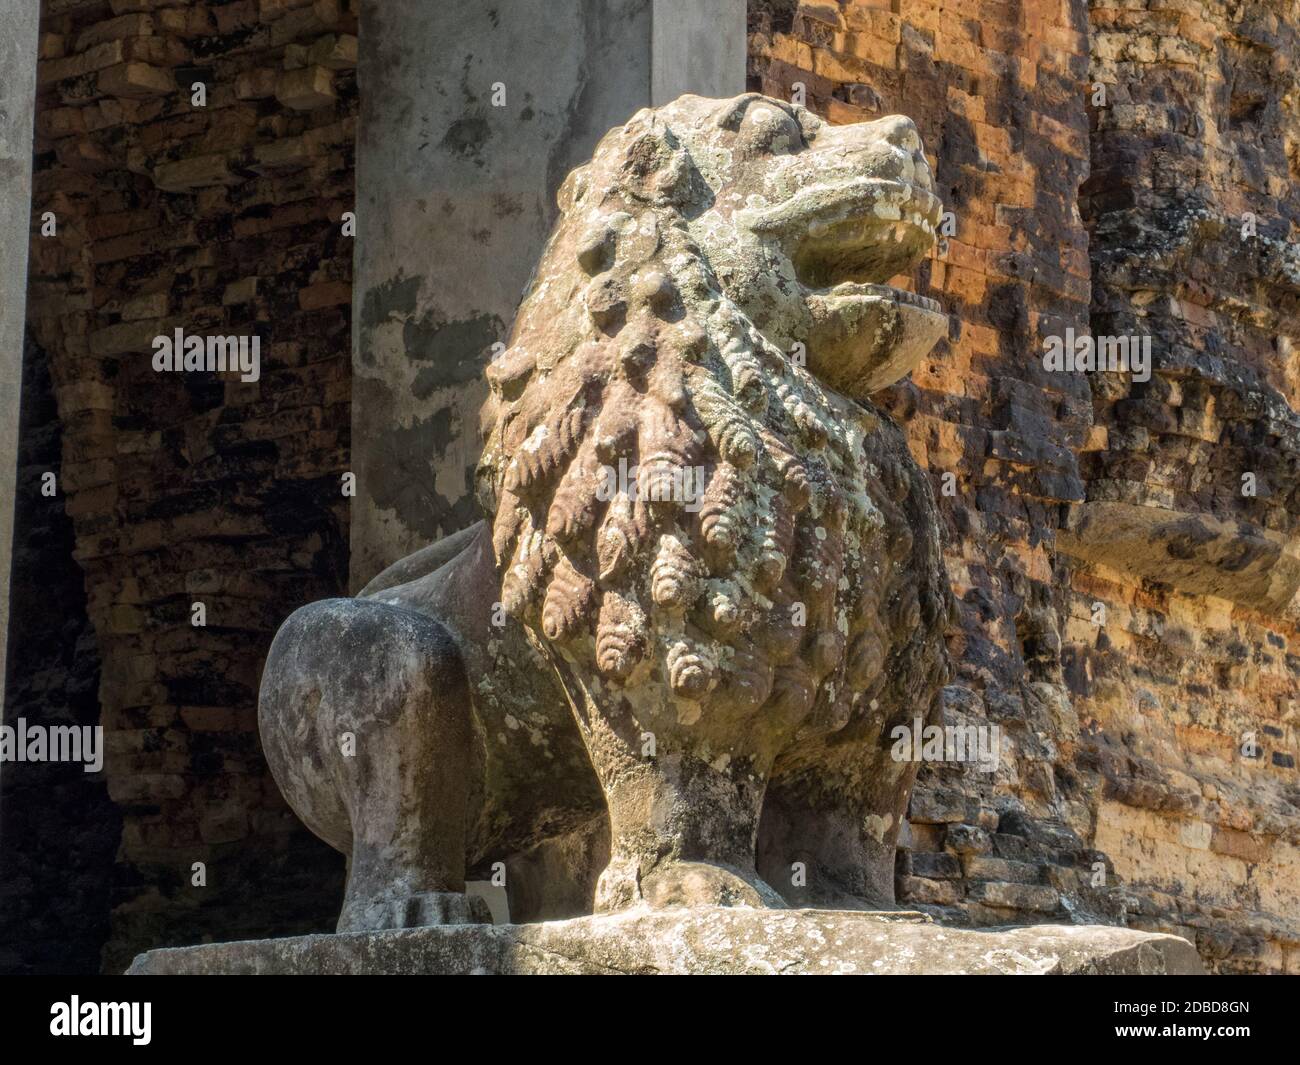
<box><xmin>738</xmin><ymin>105</ymin><xmax>803</xmax><ymax>155</ymax></box>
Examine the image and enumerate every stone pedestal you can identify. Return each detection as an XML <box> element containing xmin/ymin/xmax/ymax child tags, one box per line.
<box><xmin>128</xmin><ymin>908</ymin><xmax>1203</xmax><ymax>975</ymax></box>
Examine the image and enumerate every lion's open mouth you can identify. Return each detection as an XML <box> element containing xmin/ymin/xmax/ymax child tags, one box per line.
<box><xmin>742</xmin><ymin>177</ymin><xmax>947</xmax><ymax>397</ymax></box>
<box><xmin>820</xmin><ymin>280</ymin><xmax>942</xmax><ymax>314</ymax></box>
<box><xmin>741</xmin><ymin>177</ymin><xmax>943</xmax><ymax>290</ymax></box>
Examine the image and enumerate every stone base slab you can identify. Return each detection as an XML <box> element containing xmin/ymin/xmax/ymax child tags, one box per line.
<box><xmin>128</xmin><ymin>907</ymin><xmax>1204</xmax><ymax>975</ymax></box>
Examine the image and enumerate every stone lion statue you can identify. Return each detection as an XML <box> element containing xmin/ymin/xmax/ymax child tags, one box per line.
<box><xmin>260</xmin><ymin>93</ymin><xmax>953</xmax><ymax>931</ymax></box>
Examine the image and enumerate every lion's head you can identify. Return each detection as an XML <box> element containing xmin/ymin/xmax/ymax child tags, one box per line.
<box><xmin>477</xmin><ymin>93</ymin><xmax>948</xmax><ymax>761</ymax></box>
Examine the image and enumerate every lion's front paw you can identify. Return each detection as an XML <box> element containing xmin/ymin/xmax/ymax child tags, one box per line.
<box><xmin>596</xmin><ymin>858</ymin><xmax>788</xmax><ymax>913</ymax></box>
<box><xmin>337</xmin><ymin>890</ymin><xmax>492</xmax><ymax>933</ymax></box>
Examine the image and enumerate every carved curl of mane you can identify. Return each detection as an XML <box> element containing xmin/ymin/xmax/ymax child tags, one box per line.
<box><xmin>477</xmin><ymin>97</ymin><xmax>926</xmax><ymax>730</ymax></box>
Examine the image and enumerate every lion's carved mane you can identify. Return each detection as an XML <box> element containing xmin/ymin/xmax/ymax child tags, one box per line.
<box><xmin>478</xmin><ymin>96</ymin><xmax>947</xmax><ymax>753</ymax></box>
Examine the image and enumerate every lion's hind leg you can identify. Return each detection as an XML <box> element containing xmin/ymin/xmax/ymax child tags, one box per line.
<box><xmin>259</xmin><ymin>598</ymin><xmax>490</xmax><ymax>931</ymax></box>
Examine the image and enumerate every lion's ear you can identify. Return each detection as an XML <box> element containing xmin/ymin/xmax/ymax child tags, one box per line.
<box><xmin>651</xmin><ymin>150</ymin><xmax>693</xmax><ymax>205</ymax></box>
<box><xmin>794</xmin><ymin>107</ymin><xmax>823</xmax><ymax>140</ymax></box>
<box><xmin>619</xmin><ymin>128</ymin><xmax>693</xmax><ymax>206</ymax></box>
<box><xmin>622</xmin><ymin>129</ymin><xmax>669</xmax><ymax>182</ymax></box>
<box><xmin>712</xmin><ymin>93</ymin><xmax>766</xmax><ymax>131</ymax></box>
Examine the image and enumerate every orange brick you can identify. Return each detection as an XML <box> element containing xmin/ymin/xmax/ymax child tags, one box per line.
<box><xmin>824</xmin><ymin>98</ymin><xmax>876</xmax><ymax>124</ymax></box>
<box><xmin>846</xmin><ymin>31</ymin><xmax>898</xmax><ymax>67</ymax></box>
<box><xmin>934</xmin><ymin>30</ymin><xmax>983</xmax><ymax>70</ymax></box>
<box><xmin>1210</xmin><ymin>827</ymin><xmax>1271</xmax><ymax>863</ymax></box>
<box><xmin>813</xmin><ymin>47</ymin><xmax>865</xmax><ymax>82</ymax></box>
<box><xmin>944</xmin><ymin>264</ymin><xmax>988</xmax><ymax>304</ymax></box>
<box><xmin>298</xmin><ymin>280</ymin><xmax>351</xmax><ymax>311</ymax></box>
<box><xmin>946</xmin><ymin>86</ymin><xmax>986</xmax><ymax>124</ymax></box>
<box><xmin>962</xmin><ymin>322</ymin><xmax>1000</xmax><ymax>356</ymax></box>
<box><xmin>898</xmin><ymin>0</ymin><xmax>941</xmax><ymax>34</ymax></box>
<box><xmin>1033</xmin><ymin>110</ymin><xmax>1087</xmax><ymax>157</ymax></box>
<box><xmin>975</xmin><ymin>121</ymin><xmax>1013</xmax><ymax>162</ymax></box>
<box><xmin>945</xmin><ymin>239</ymin><xmax>987</xmax><ymax>273</ymax></box>
<box><xmin>843</xmin><ymin>7</ymin><xmax>902</xmax><ymax>40</ymax></box>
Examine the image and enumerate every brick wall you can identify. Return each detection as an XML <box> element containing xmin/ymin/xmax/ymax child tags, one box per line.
<box><xmin>22</xmin><ymin>0</ymin><xmax>358</xmax><ymax>971</ymax></box>
<box><xmin>1075</xmin><ymin>0</ymin><xmax>1300</xmax><ymax>974</ymax></box>
<box><xmin>0</xmin><ymin>334</ymin><xmax>119</xmax><ymax>975</ymax></box>
<box><xmin>751</xmin><ymin>0</ymin><xmax>1300</xmax><ymax>973</ymax></box>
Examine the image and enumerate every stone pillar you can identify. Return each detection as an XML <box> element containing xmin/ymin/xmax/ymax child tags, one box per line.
<box><xmin>350</xmin><ymin>0</ymin><xmax>744</xmax><ymax>589</ymax></box>
<box><xmin>0</xmin><ymin>2</ymin><xmax>41</xmax><ymax>712</ymax></box>
<box><xmin>652</xmin><ymin>0</ymin><xmax>746</xmax><ymax>106</ymax></box>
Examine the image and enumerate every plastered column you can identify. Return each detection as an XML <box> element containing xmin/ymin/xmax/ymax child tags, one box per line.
<box><xmin>350</xmin><ymin>0</ymin><xmax>743</xmax><ymax>588</ymax></box>
<box><xmin>0</xmin><ymin>1</ymin><xmax>41</xmax><ymax>713</ymax></box>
